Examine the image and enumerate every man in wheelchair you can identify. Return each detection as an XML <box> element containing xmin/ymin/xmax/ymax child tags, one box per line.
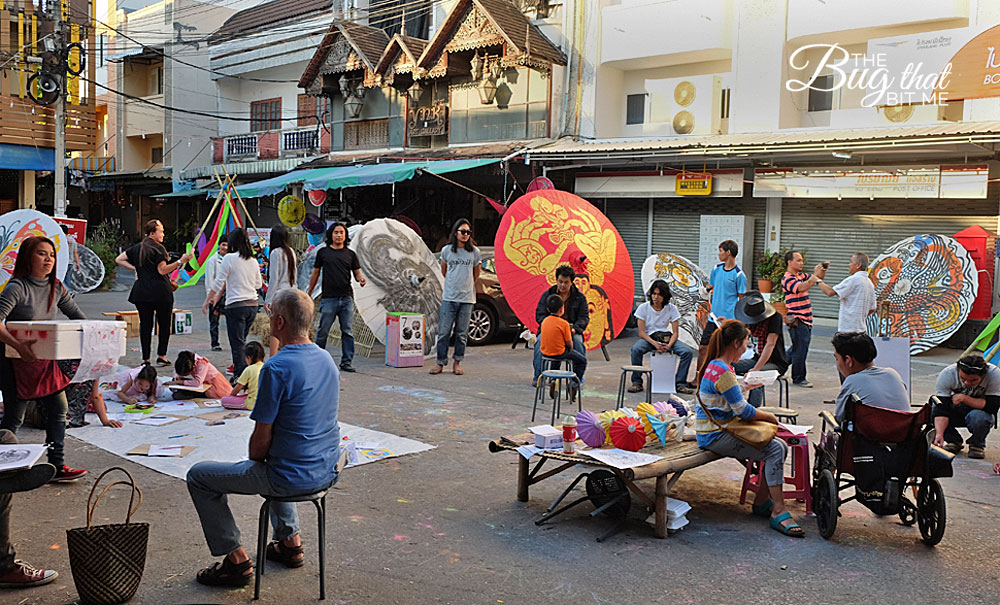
<box><xmin>831</xmin><ymin>332</ymin><xmax>909</xmax><ymax>422</ymax></box>
<box><xmin>932</xmin><ymin>355</ymin><xmax>1000</xmax><ymax>459</ymax></box>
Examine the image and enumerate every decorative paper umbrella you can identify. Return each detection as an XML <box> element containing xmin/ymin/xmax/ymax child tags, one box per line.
<box><xmin>493</xmin><ymin>189</ymin><xmax>634</xmax><ymax>351</ymax></box>
<box><xmin>609</xmin><ymin>416</ymin><xmax>647</xmax><ymax>452</ymax></box>
<box><xmin>636</xmin><ymin>402</ymin><xmax>661</xmax><ymax>435</ymax></box>
<box><xmin>598</xmin><ymin>409</ymin><xmax>625</xmax><ymax>445</ymax></box>
<box><xmin>641</xmin><ymin>253</ymin><xmax>711</xmax><ymax>350</ymax></box>
<box><xmin>865</xmin><ymin>234</ymin><xmax>978</xmax><ymax>355</ymax></box>
<box><xmin>576</xmin><ymin>409</ymin><xmax>606</xmax><ymax>448</ymax></box>
<box><xmin>297</xmin><ymin>245</ymin><xmax>324</xmax><ymax>299</ymax></box>
<box><xmin>308</xmin><ymin>189</ymin><xmax>326</xmax><ymax>207</ymax></box>
<box><xmin>70</xmin><ymin>245</ymin><xmax>105</xmax><ymax>294</ymax></box>
<box><xmin>278</xmin><ymin>195</ymin><xmax>306</xmax><ymax>227</ymax></box>
<box><xmin>526</xmin><ymin>176</ymin><xmax>555</xmax><ymax>192</ymax></box>
<box><xmin>645</xmin><ymin>413</ymin><xmax>669</xmax><ymax>447</ymax></box>
<box><xmin>0</xmin><ymin>209</ymin><xmax>68</xmax><ymax>290</ymax></box>
<box><xmin>301</xmin><ymin>212</ymin><xmax>326</xmax><ymax>235</ymax></box>
<box><xmin>351</xmin><ymin>218</ymin><xmax>444</xmax><ymax>354</ymax></box>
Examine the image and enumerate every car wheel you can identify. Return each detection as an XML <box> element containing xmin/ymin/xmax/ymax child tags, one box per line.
<box><xmin>468</xmin><ymin>303</ymin><xmax>497</xmax><ymax>346</ymax></box>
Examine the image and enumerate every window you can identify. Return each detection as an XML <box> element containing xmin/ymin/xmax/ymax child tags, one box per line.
<box><xmin>720</xmin><ymin>88</ymin><xmax>731</xmax><ymax>119</ymax></box>
<box><xmin>626</xmin><ymin>93</ymin><xmax>646</xmax><ymax>125</ymax></box>
<box><xmin>297</xmin><ymin>94</ymin><xmax>332</xmax><ymax>127</ymax></box>
<box><xmin>148</xmin><ymin>67</ymin><xmax>163</xmax><ymax>96</ymax></box>
<box><xmin>251</xmin><ymin>98</ymin><xmax>282</xmax><ymax>132</ymax></box>
<box><xmin>808</xmin><ymin>74</ymin><xmax>833</xmax><ymax>112</ymax></box>
<box><xmin>99</xmin><ymin>33</ymin><xmax>106</xmax><ymax>64</ymax></box>
<box><xmin>151</xmin><ymin>146</ymin><xmax>163</xmax><ymax>164</ymax></box>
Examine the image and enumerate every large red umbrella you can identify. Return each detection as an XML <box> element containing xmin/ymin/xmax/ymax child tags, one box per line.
<box><xmin>493</xmin><ymin>190</ymin><xmax>634</xmax><ymax>351</ymax></box>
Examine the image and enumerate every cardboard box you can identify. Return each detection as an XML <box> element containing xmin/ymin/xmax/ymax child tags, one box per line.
<box><xmin>529</xmin><ymin>425</ymin><xmax>562</xmax><ymax>449</ymax></box>
<box><xmin>103</xmin><ymin>311</ymin><xmax>139</xmax><ymax>338</ymax></box>
<box><xmin>174</xmin><ymin>310</ymin><xmax>193</xmax><ymax>335</ymax></box>
<box><xmin>6</xmin><ymin>320</ymin><xmax>127</xmax><ymax>360</ymax></box>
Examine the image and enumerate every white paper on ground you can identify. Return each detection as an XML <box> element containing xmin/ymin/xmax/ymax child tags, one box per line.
<box><xmin>147</xmin><ymin>445</ymin><xmax>184</xmax><ymax>457</ymax></box>
<box><xmin>516</xmin><ymin>445</ymin><xmax>543</xmax><ymax>459</ymax></box>
<box><xmin>582</xmin><ymin>448</ymin><xmax>662</xmax><ymax>469</ymax></box>
<box><xmin>201</xmin><ymin>400</ymin><xmax>223</xmax><ymax>408</ymax></box>
<box><xmin>0</xmin><ymin>444</ymin><xmax>46</xmax><ymax>471</ymax></box>
<box><xmin>779</xmin><ymin>423</ymin><xmax>813</xmax><ymax>436</ymax></box>
<box><xmin>150</xmin><ymin>401</ymin><xmax>200</xmax><ymax>412</ymax></box>
<box><xmin>134</xmin><ymin>416</ymin><xmax>178</xmax><ymax>426</ymax></box>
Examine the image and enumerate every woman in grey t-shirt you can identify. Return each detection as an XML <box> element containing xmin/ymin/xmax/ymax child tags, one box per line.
<box><xmin>430</xmin><ymin>219</ymin><xmax>480</xmax><ymax>375</ymax></box>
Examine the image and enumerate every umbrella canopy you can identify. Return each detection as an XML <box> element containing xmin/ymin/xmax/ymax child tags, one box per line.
<box><xmin>598</xmin><ymin>409</ymin><xmax>625</xmax><ymax>445</ymax></box>
<box><xmin>278</xmin><ymin>195</ymin><xmax>306</xmax><ymax>227</ymax></box>
<box><xmin>351</xmin><ymin>218</ymin><xmax>444</xmax><ymax>355</ymax></box>
<box><xmin>71</xmin><ymin>245</ymin><xmax>105</xmax><ymax>295</ymax></box>
<box><xmin>641</xmin><ymin>253</ymin><xmax>711</xmax><ymax>351</ymax></box>
<box><xmin>865</xmin><ymin>234</ymin><xmax>978</xmax><ymax>355</ymax></box>
<box><xmin>297</xmin><ymin>244</ymin><xmax>324</xmax><ymax>299</ymax></box>
<box><xmin>645</xmin><ymin>413</ymin><xmax>669</xmax><ymax>447</ymax></box>
<box><xmin>493</xmin><ymin>190</ymin><xmax>634</xmax><ymax>351</ymax></box>
<box><xmin>576</xmin><ymin>409</ymin><xmax>605</xmax><ymax>448</ymax></box>
<box><xmin>609</xmin><ymin>416</ymin><xmax>647</xmax><ymax>452</ymax></box>
<box><xmin>636</xmin><ymin>402</ymin><xmax>660</xmax><ymax>436</ymax></box>
<box><xmin>0</xmin><ymin>210</ymin><xmax>68</xmax><ymax>289</ymax></box>
<box><xmin>301</xmin><ymin>212</ymin><xmax>326</xmax><ymax>235</ymax></box>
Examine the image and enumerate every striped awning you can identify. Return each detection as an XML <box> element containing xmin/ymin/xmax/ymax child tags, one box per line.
<box><xmin>69</xmin><ymin>156</ymin><xmax>115</xmax><ymax>172</ymax></box>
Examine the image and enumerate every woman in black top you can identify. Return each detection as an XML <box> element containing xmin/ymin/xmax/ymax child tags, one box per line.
<box><xmin>116</xmin><ymin>219</ymin><xmax>193</xmax><ymax>366</ymax></box>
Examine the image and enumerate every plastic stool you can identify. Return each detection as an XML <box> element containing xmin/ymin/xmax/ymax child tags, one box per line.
<box><xmin>738</xmin><ymin>429</ymin><xmax>812</xmax><ymax>514</ymax></box>
<box><xmin>533</xmin><ymin>369</ymin><xmax>581</xmax><ymax>424</ymax></box>
<box><xmin>616</xmin><ymin>366</ymin><xmax>652</xmax><ymax>410</ymax></box>
<box><xmin>255</xmin><ymin>489</ymin><xmax>328</xmax><ymax>600</ymax></box>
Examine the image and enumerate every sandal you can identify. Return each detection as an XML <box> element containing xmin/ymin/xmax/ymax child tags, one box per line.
<box><xmin>265</xmin><ymin>541</ymin><xmax>305</xmax><ymax>568</ymax></box>
<box><xmin>429</xmin><ymin>365</ymin><xmax>444</xmax><ymax>375</ymax></box>
<box><xmin>751</xmin><ymin>498</ymin><xmax>774</xmax><ymax>518</ymax></box>
<box><xmin>769</xmin><ymin>511</ymin><xmax>805</xmax><ymax>538</ymax></box>
<box><xmin>196</xmin><ymin>557</ymin><xmax>253</xmax><ymax>587</ymax></box>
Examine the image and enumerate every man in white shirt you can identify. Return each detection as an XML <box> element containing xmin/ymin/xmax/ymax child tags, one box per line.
<box><xmin>204</xmin><ymin>241</ymin><xmax>228</xmax><ymax>351</ymax></box>
<box><xmin>821</xmin><ymin>252</ymin><xmax>877</xmax><ymax>334</ymax></box>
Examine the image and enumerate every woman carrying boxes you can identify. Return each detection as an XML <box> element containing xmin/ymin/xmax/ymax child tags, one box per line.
<box><xmin>0</xmin><ymin>236</ymin><xmax>89</xmax><ymax>482</ymax></box>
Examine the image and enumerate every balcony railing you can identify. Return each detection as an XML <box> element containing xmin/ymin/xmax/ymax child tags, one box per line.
<box><xmin>226</xmin><ymin>135</ymin><xmax>258</xmax><ymax>157</ymax></box>
<box><xmin>283</xmin><ymin>129</ymin><xmax>318</xmax><ymax>152</ymax></box>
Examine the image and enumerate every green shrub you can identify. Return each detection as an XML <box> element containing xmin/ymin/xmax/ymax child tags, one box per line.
<box><xmin>87</xmin><ymin>222</ymin><xmax>121</xmax><ymax>290</ymax></box>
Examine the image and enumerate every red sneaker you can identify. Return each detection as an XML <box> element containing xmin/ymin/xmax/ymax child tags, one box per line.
<box><xmin>227</xmin><ymin>365</ymin><xmax>234</xmax><ymax>374</ymax></box>
<box><xmin>49</xmin><ymin>466</ymin><xmax>87</xmax><ymax>483</ymax></box>
<box><xmin>0</xmin><ymin>560</ymin><xmax>58</xmax><ymax>588</ymax></box>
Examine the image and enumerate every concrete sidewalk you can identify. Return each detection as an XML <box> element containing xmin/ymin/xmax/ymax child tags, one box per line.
<box><xmin>4</xmin><ymin>283</ymin><xmax>997</xmax><ymax>604</ymax></box>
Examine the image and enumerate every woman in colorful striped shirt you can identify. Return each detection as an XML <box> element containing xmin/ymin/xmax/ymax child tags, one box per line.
<box><xmin>696</xmin><ymin>319</ymin><xmax>804</xmax><ymax>537</ymax></box>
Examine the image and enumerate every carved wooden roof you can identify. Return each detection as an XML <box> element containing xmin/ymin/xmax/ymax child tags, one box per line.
<box><xmin>416</xmin><ymin>0</ymin><xmax>566</xmax><ymax>76</ymax></box>
<box><xmin>374</xmin><ymin>34</ymin><xmax>429</xmax><ymax>79</ymax></box>
<box><xmin>298</xmin><ymin>21</ymin><xmax>391</xmax><ymax>89</ymax></box>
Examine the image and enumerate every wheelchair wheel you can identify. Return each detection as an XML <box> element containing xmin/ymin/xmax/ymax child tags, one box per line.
<box><xmin>898</xmin><ymin>498</ymin><xmax>917</xmax><ymax>526</ymax></box>
<box><xmin>917</xmin><ymin>479</ymin><xmax>946</xmax><ymax>546</ymax></box>
<box><xmin>814</xmin><ymin>469</ymin><xmax>838</xmax><ymax>539</ymax></box>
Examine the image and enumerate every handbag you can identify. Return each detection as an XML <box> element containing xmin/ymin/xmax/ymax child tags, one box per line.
<box><xmin>66</xmin><ymin>467</ymin><xmax>149</xmax><ymax>604</ymax></box>
<box><xmin>649</xmin><ymin>331</ymin><xmax>672</xmax><ymax>343</ymax></box>
<box><xmin>10</xmin><ymin>358</ymin><xmax>71</xmax><ymax>399</ymax></box>
<box><xmin>696</xmin><ymin>393</ymin><xmax>779</xmax><ymax>450</ymax></box>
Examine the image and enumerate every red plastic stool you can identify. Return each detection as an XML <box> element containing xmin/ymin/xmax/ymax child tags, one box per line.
<box><xmin>738</xmin><ymin>429</ymin><xmax>812</xmax><ymax>514</ymax></box>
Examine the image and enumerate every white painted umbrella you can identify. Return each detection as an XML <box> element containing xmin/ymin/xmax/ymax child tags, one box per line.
<box><xmin>640</xmin><ymin>253</ymin><xmax>711</xmax><ymax>351</ymax></box>
<box><xmin>71</xmin><ymin>244</ymin><xmax>105</xmax><ymax>294</ymax></box>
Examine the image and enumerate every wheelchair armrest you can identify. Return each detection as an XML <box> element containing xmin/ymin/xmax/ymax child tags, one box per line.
<box><xmin>819</xmin><ymin>410</ymin><xmax>841</xmax><ymax>432</ymax></box>
<box><xmin>927</xmin><ymin>444</ymin><xmax>955</xmax><ymax>479</ymax></box>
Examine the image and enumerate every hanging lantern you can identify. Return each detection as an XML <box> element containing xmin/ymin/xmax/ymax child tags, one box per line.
<box><xmin>408</xmin><ymin>82</ymin><xmax>424</xmax><ymax>103</ymax></box>
<box><xmin>489</xmin><ymin>57</ymin><xmax>503</xmax><ymax>80</ymax></box>
<box><xmin>478</xmin><ymin>75</ymin><xmax>498</xmax><ymax>104</ymax></box>
<box><xmin>344</xmin><ymin>93</ymin><xmax>364</xmax><ymax>118</ymax></box>
<box><xmin>354</xmin><ymin>83</ymin><xmax>367</xmax><ymax>100</ymax></box>
<box><xmin>470</xmin><ymin>51</ymin><xmax>484</xmax><ymax>81</ymax></box>
<box><xmin>338</xmin><ymin>74</ymin><xmax>351</xmax><ymax>97</ymax></box>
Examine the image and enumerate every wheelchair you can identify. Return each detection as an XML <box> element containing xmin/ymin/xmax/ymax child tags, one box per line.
<box><xmin>812</xmin><ymin>395</ymin><xmax>954</xmax><ymax>546</ymax></box>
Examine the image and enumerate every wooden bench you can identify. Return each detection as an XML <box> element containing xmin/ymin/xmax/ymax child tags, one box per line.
<box><xmin>488</xmin><ymin>433</ymin><xmax>720</xmax><ymax>538</ymax></box>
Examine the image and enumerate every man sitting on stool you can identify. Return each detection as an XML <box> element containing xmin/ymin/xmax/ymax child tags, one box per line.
<box><xmin>832</xmin><ymin>332</ymin><xmax>909</xmax><ymax>422</ymax></box>
<box><xmin>932</xmin><ymin>355</ymin><xmax>1000</xmax><ymax>459</ymax></box>
<box><xmin>731</xmin><ymin>291</ymin><xmax>789</xmax><ymax>407</ymax></box>
<box><xmin>532</xmin><ymin>265</ymin><xmax>589</xmax><ymax>387</ymax></box>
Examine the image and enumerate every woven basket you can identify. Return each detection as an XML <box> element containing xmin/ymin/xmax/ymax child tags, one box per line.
<box><xmin>66</xmin><ymin>467</ymin><xmax>148</xmax><ymax>604</ymax></box>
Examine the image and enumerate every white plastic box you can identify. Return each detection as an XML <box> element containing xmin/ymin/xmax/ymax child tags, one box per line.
<box><xmin>6</xmin><ymin>320</ymin><xmax>127</xmax><ymax>360</ymax></box>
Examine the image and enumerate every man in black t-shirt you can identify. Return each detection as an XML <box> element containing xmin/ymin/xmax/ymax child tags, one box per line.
<box><xmin>732</xmin><ymin>290</ymin><xmax>789</xmax><ymax>407</ymax></box>
<box><xmin>307</xmin><ymin>223</ymin><xmax>366</xmax><ymax>372</ymax></box>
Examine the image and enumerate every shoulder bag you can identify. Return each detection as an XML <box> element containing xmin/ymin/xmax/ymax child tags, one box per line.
<box><xmin>696</xmin><ymin>392</ymin><xmax>779</xmax><ymax>450</ymax></box>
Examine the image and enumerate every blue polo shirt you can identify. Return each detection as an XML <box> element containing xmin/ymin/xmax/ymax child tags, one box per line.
<box><xmin>251</xmin><ymin>343</ymin><xmax>341</xmax><ymax>491</ymax></box>
<box><xmin>709</xmin><ymin>262</ymin><xmax>748</xmax><ymax>321</ymax></box>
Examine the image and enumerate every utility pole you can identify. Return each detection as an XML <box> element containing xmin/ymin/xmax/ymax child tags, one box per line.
<box><xmin>53</xmin><ymin>9</ymin><xmax>67</xmax><ymax>217</ymax></box>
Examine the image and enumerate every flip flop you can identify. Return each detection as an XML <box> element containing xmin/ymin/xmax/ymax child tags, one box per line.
<box><xmin>769</xmin><ymin>511</ymin><xmax>805</xmax><ymax>537</ymax></box>
<box><xmin>751</xmin><ymin>498</ymin><xmax>774</xmax><ymax>518</ymax></box>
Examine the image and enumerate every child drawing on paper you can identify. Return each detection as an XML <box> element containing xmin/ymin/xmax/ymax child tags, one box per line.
<box><xmin>116</xmin><ymin>363</ymin><xmax>162</xmax><ymax>405</ymax></box>
<box><xmin>222</xmin><ymin>342</ymin><xmax>265</xmax><ymax>411</ymax></box>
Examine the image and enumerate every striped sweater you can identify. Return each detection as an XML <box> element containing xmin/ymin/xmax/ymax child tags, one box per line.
<box><xmin>695</xmin><ymin>360</ymin><xmax>756</xmax><ymax>446</ymax></box>
<box><xmin>781</xmin><ymin>271</ymin><xmax>813</xmax><ymax>325</ymax></box>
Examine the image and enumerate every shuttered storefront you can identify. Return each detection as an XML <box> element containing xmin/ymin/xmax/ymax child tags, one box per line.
<box><xmin>603</xmin><ymin>198</ymin><xmax>650</xmax><ymax>288</ymax></box>
<box><xmin>652</xmin><ymin>197</ymin><xmax>767</xmax><ymax>276</ymax></box>
<box><xmin>780</xmin><ymin>197</ymin><xmax>999</xmax><ymax>320</ymax></box>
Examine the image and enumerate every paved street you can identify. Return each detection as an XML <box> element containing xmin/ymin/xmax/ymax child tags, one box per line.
<box><xmin>6</xmin><ymin>281</ymin><xmax>999</xmax><ymax>604</ymax></box>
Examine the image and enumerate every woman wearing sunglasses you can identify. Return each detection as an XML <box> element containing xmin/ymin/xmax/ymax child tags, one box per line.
<box><xmin>431</xmin><ymin>219</ymin><xmax>481</xmax><ymax>375</ymax></box>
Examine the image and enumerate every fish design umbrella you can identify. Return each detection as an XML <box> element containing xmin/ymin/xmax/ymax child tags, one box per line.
<box><xmin>609</xmin><ymin>416</ymin><xmax>647</xmax><ymax>452</ymax></box>
<box><xmin>70</xmin><ymin>245</ymin><xmax>105</xmax><ymax>294</ymax></box>
<box><xmin>493</xmin><ymin>189</ymin><xmax>634</xmax><ymax>351</ymax></box>
<box><xmin>641</xmin><ymin>253</ymin><xmax>711</xmax><ymax>351</ymax></box>
<box><xmin>575</xmin><ymin>409</ymin><xmax>606</xmax><ymax>448</ymax></box>
<box><xmin>0</xmin><ymin>210</ymin><xmax>68</xmax><ymax>290</ymax></box>
<box><xmin>351</xmin><ymin>218</ymin><xmax>444</xmax><ymax>355</ymax></box>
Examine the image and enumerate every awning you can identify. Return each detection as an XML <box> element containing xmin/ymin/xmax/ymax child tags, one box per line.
<box><xmin>0</xmin><ymin>144</ymin><xmax>54</xmax><ymax>171</ymax></box>
<box><xmin>181</xmin><ymin>156</ymin><xmax>321</xmax><ymax>180</ymax></box>
<box><xmin>107</xmin><ymin>44</ymin><xmax>164</xmax><ymax>62</ymax></box>
<box><xmin>234</xmin><ymin>158</ymin><xmax>500</xmax><ymax>198</ymax></box>
<box><xmin>153</xmin><ymin>187</ymin><xmax>214</xmax><ymax>198</ymax></box>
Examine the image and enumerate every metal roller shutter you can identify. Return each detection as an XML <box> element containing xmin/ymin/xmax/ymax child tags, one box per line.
<box><xmin>603</xmin><ymin>198</ymin><xmax>650</xmax><ymax>288</ymax></box>
<box><xmin>780</xmin><ymin>197</ymin><xmax>999</xmax><ymax>320</ymax></box>
<box><xmin>651</xmin><ymin>197</ymin><xmax>767</xmax><ymax>274</ymax></box>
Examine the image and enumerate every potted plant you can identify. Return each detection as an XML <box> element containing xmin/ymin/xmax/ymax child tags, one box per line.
<box><xmin>754</xmin><ymin>250</ymin><xmax>783</xmax><ymax>293</ymax></box>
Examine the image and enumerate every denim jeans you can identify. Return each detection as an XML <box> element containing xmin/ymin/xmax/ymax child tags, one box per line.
<box><xmin>225</xmin><ymin>305</ymin><xmax>258</xmax><ymax>378</ymax></box>
<box><xmin>436</xmin><ymin>301</ymin><xmax>474</xmax><ymax>366</ymax></box>
<box><xmin>316</xmin><ymin>297</ymin><xmax>355</xmax><ymax>365</ymax></box>
<box><xmin>707</xmin><ymin>432</ymin><xmax>788</xmax><ymax>487</ymax></box>
<box><xmin>732</xmin><ymin>358</ymin><xmax>784</xmax><ymax>407</ymax></box>
<box><xmin>208</xmin><ymin>301</ymin><xmax>224</xmax><ymax>348</ymax></box>
<box><xmin>0</xmin><ymin>391</ymin><xmax>68</xmax><ymax>469</ymax></box>
<box><xmin>786</xmin><ymin>321</ymin><xmax>812</xmax><ymax>383</ymax></box>
<box><xmin>937</xmin><ymin>405</ymin><xmax>994</xmax><ymax>448</ymax></box>
<box><xmin>187</xmin><ymin>460</ymin><xmax>311</xmax><ymax>557</ymax></box>
<box><xmin>534</xmin><ymin>333</ymin><xmax>585</xmax><ymax>381</ymax></box>
<box><xmin>630</xmin><ymin>339</ymin><xmax>694</xmax><ymax>387</ymax></box>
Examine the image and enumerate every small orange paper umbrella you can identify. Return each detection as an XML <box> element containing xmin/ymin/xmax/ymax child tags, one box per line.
<box><xmin>609</xmin><ymin>416</ymin><xmax>647</xmax><ymax>452</ymax></box>
<box><xmin>493</xmin><ymin>189</ymin><xmax>634</xmax><ymax>351</ymax></box>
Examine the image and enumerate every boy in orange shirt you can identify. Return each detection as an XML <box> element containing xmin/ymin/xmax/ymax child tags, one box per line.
<box><xmin>539</xmin><ymin>294</ymin><xmax>587</xmax><ymax>398</ymax></box>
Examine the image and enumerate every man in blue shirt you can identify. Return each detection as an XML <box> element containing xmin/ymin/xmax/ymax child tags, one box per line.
<box><xmin>187</xmin><ymin>288</ymin><xmax>343</xmax><ymax>587</ymax></box>
<box><xmin>699</xmin><ymin>240</ymin><xmax>748</xmax><ymax>366</ymax></box>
